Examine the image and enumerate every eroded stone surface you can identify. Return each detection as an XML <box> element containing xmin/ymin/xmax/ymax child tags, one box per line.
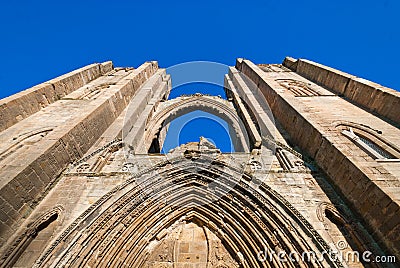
<box><xmin>0</xmin><ymin>58</ymin><xmax>398</xmax><ymax>268</ymax></box>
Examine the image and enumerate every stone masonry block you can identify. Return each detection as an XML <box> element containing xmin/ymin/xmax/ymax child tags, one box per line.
<box><xmin>0</xmin><ymin>62</ymin><xmax>113</xmax><ymax>132</ymax></box>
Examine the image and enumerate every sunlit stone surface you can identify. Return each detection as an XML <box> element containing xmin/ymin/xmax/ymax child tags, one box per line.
<box><xmin>0</xmin><ymin>58</ymin><xmax>399</xmax><ymax>267</ymax></box>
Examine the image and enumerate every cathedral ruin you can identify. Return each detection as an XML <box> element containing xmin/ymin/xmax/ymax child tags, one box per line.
<box><xmin>0</xmin><ymin>57</ymin><xmax>399</xmax><ymax>267</ymax></box>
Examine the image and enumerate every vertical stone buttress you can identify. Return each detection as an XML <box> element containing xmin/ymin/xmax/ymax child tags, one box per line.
<box><xmin>0</xmin><ymin>61</ymin><xmax>159</xmax><ymax>247</ymax></box>
<box><xmin>235</xmin><ymin>58</ymin><xmax>400</xmax><ymax>258</ymax></box>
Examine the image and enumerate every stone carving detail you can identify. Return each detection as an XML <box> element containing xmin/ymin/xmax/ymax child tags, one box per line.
<box><xmin>33</xmin><ymin>156</ymin><xmax>344</xmax><ymax>268</ymax></box>
<box><xmin>76</xmin><ymin>162</ymin><xmax>90</xmax><ymax>173</ymax></box>
<box><xmin>316</xmin><ymin>202</ymin><xmax>345</xmax><ymax>223</ymax></box>
<box><xmin>293</xmin><ymin>160</ymin><xmax>307</xmax><ymax>172</ymax></box>
<box><xmin>275</xmin><ymin>147</ymin><xmax>293</xmax><ymax>170</ymax></box>
<box><xmin>258</xmin><ymin>64</ymin><xmax>291</xmax><ymax>72</ymax></box>
<box><xmin>275</xmin><ymin>147</ymin><xmax>310</xmax><ymax>173</ymax></box>
<box><xmin>77</xmin><ymin>82</ymin><xmax>116</xmax><ymax>100</ymax></box>
<box><xmin>276</xmin><ymin>79</ymin><xmax>320</xmax><ymax>97</ymax></box>
<box><xmin>179</xmin><ymin>92</ymin><xmax>219</xmax><ymax>98</ymax></box>
<box><xmin>304</xmin><ymin>177</ymin><xmax>316</xmax><ymax>187</ymax></box>
<box><xmin>66</xmin><ymin>139</ymin><xmax>122</xmax><ymax>173</ymax></box>
<box><xmin>90</xmin><ymin>142</ymin><xmax>122</xmax><ymax>173</ymax></box>
<box><xmin>249</xmin><ymin>159</ymin><xmax>262</xmax><ymax>171</ymax></box>
<box><xmin>183</xmin><ymin>149</ymin><xmax>201</xmax><ymax>160</ymax></box>
<box><xmin>121</xmin><ymin>162</ymin><xmax>138</xmax><ymax>173</ymax></box>
<box><xmin>0</xmin><ymin>127</ymin><xmax>53</xmax><ymax>163</ymax></box>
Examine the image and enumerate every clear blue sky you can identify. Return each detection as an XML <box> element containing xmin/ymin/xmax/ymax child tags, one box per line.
<box><xmin>161</xmin><ymin>110</ymin><xmax>234</xmax><ymax>153</ymax></box>
<box><xmin>1</xmin><ymin>0</ymin><xmax>399</xmax><ymax>151</ymax></box>
<box><xmin>1</xmin><ymin>0</ymin><xmax>399</xmax><ymax>98</ymax></box>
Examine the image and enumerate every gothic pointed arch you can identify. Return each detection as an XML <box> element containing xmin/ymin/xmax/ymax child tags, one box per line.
<box><xmin>34</xmin><ymin>147</ymin><xmax>342</xmax><ymax>268</ymax></box>
<box><xmin>144</xmin><ymin>94</ymin><xmax>254</xmax><ymax>153</ymax></box>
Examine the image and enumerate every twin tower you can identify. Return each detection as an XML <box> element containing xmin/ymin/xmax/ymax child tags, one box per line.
<box><xmin>0</xmin><ymin>57</ymin><xmax>399</xmax><ymax>267</ymax></box>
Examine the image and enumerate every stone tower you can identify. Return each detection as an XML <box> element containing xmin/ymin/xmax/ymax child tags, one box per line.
<box><xmin>0</xmin><ymin>57</ymin><xmax>399</xmax><ymax>267</ymax></box>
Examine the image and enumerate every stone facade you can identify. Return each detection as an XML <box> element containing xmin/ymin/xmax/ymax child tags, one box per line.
<box><xmin>0</xmin><ymin>57</ymin><xmax>398</xmax><ymax>267</ymax></box>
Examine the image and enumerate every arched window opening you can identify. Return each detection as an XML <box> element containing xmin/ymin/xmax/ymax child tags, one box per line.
<box><xmin>7</xmin><ymin>212</ymin><xmax>59</xmax><ymax>268</ymax></box>
<box><xmin>325</xmin><ymin>209</ymin><xmax>347</xmax><ymax>233</ymax></box>
<box><xmin>36</xmin><ymin>213</ymin><xmax>58</xmax><ymax>233</ymax></box>
<box><xmin>342</xmin><ymin>127</ymin><xmax>397</xmax><ymax>160</ymax></box>
<box><xmin>158</xmin><ymin>111</ymin><xmax>236</xmax><ymax>154</ymax></box>
<box><xmin>317</xmin><ymin>203</ymin><xmax>375</xmax><ymax>265</ymax></box>
<box><xmin>144</xmin><ymin>95</ymin><xmax>252</xmax><ymax>154</ymax></box>
<box><xmin>325</xmin><ymin>209</ymin><xmax>358</xmax><ymax>250</ymax></box>
<box><xmin>324</xmin><ymin>208</ymin><xmax>377</xmax><ymax>266</ymax></box>
<box><xmin>168</xmin><ymin>82</ymin><xmax>227</xmax><ymax>99</ymax></box>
